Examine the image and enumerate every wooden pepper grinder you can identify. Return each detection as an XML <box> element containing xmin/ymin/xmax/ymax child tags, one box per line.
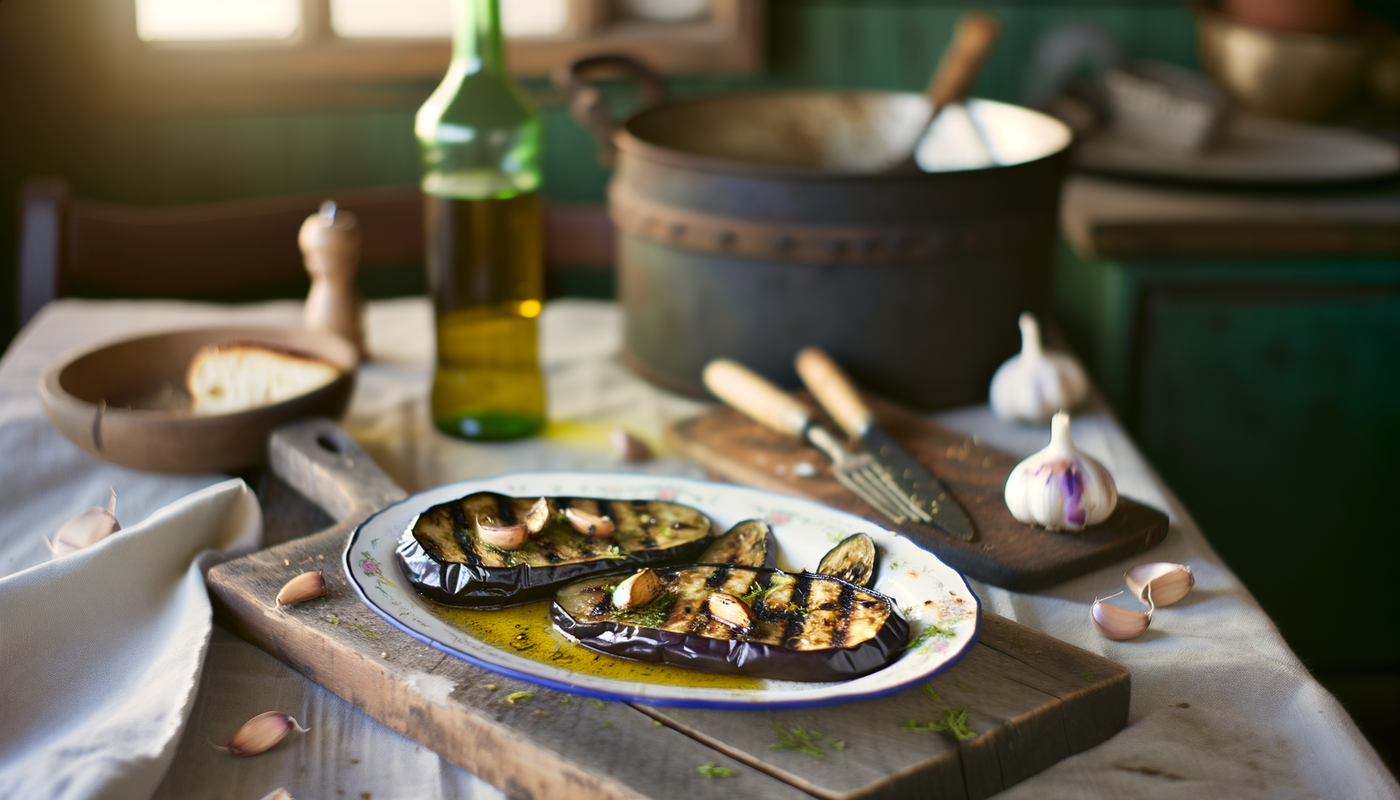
<box><xmin>299</xmin><ymin>200</ymin><xmax>365</xmax><ymax>358</ymax></box>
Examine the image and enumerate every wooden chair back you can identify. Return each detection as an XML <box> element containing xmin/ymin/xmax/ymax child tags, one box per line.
<box><xmin>16</xmin><ymin>178</ymin><xmax>616</xmax><ymax>329</ymax></box>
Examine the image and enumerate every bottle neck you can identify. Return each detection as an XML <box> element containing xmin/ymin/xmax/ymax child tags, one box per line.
<box><xmin>451</xmin><ymin>0</ymin><xmax>506</xmax><ymax>76</ymax></box>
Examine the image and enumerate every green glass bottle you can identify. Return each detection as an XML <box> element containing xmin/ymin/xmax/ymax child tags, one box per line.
<box><xmin>416</xmin><ymin>0</ymin><xmax>545</xmax><ymax>441</ymax></box>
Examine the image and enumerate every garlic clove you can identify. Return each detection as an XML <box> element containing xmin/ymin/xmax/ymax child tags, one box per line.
<box><xmin>258</xmin><ymin>789</ymin><xmax>296</xmax><ymax>800</ymax></box>
<box><xmin>1004</xmin><ymin>412</ymin><xmax>1117</xmax><ymax>531</ymax></box>
<box><xmin>524</xmin><ymin>497</ymin><xmax>551</xmax><ymax>534</ymax></box>
<box><xmin>274</xmin><ymin>571</ymin><xmax>326</xmax><ymax>607</ymax></box>
<box><xmin>214</xmin><ymin>711</ymin><xmax>310</xmax><ymax>756</ymax></box>
<box><xmin>1091</xmin><ymin>591</ymin><xmax>1152</xmax><ymax>641</ymax></box>
<box><xmin>1125</xmin><ymin>562</ymin><xmax>1195</xmax><ymax>607</ymax></box>
<box><xmin>565</xmin><ymin>507</ymin><xmax>616</xmax><ymax>539</ymax></box>
<box><xmin>989</xmin><ymin>312</ymin><xmax>1089</xmax><ymax>424</ymax></box>
<box><xmin>612</xmin><ymin>568</ymin><xmax>663</xmax><ymax>610</ymax></box>
<box><xmin>706</xmin><ymin>592</ymin><xmax>757</xmax><ymax>634</ymax></box>
<box><xmin>611</xmin><ymin>428</ymin><xmax>653</xmax><ymax>462</ymax></box>
<box><xmin>46</xmin><ymin>488</ymin><xmax>121</xmax><ymax>559</ymax></box>
<box><xmin>476</xmin><ymin>516</ymin><xmax>530</xmax><ymax>550</ymax></box>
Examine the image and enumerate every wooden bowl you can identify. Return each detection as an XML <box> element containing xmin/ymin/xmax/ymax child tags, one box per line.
<box><xmin>40</xmin><ymin>326</ymin><xmax>358</xmax><ymax>474</ymax></box>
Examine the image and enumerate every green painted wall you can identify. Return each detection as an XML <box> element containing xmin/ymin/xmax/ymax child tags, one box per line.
<box><xmin>0</xmin><ymin>0</ymin><xmax>1201</xmax><ymax>338</ymax></box>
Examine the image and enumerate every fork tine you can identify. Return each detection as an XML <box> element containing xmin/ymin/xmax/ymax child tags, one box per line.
<box><xmin>837</xmin><ymin>467</ymin><xmax>908</xmax><ymax>524</ymax></box>
<box><xmin>857</xmin><ymin>468</ymin><xmax>924</xmax><ymax>524</ymax></box>
<box><xmin>870</xmin><ymin>468</ymin><xmax>935</xmax><ymax>523</ymax></box>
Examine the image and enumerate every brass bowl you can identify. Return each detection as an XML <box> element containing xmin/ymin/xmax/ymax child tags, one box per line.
<box><xmin>1196</xmin><ymin>8</ymin><xmax>1380</xmax><ymax>121</ymax></box>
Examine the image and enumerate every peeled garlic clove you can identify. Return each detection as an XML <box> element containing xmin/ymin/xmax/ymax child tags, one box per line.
<box><xmin>611</xmin><ymin>428</ymin><xmax>653</xmax><ymax>462</ymax></box>
<box><xmin>1091</xmin><ymin>592</ymin><xmax>1152</xmax><ymax>641</ymax></box>
<box><xmin>565</xmin><ymin>507</ymin><xmax>615</xmax><ymax>539</ymax></box>
<box><xmin>477</xmin><ymin>516</ymin><xmax>530</xmax><ymax>550</ymax></box>
<box><xmin>258</xmin><ymin>789</ymin><xmax>296</xmax><ymax>800</ymax></box>
<box><xmin>524</xmin><ymin>497</ymin><xmax>551</xmax><ymax>534</ymax></box>
<box><xmin>1126</xmin><ymin>562</ymin><xmax>1195</xmax><ymax>607</ymax></box>
<box><xmin>214</xmin><ymin>711</ymin><xmax>310</xmax><ymax>756</ymax></box>
<box><xmin>706</xmin><ymin>592</ymin><xmax>757</xmax><ymax>634</ymax></box>
<box><xmin>1004</xmin><ymin>412</ymin><xmax>1117</xmax><ymax>530</ymax></box>
<box><xmin>612</xmin><ymin>568</ymin><xmax>663</xmax><ymax>610</ymax></box>
<box><xmin>275</xmin><ymin>571</ymin><xmax>326</xmax><ymax>607</ymax></box>
<box><xmin>46</xmin><ymin>488</ymin><xmax>121</xmax><ymax>558</ymax></box>
<box><xmin>989</xmin><ymin>312</ymin><xmax>1089</xmax><ymax>424</ymax></box>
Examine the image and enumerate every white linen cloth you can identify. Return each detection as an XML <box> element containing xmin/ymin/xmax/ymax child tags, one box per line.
<box><xmin>0</xmin><ymin>297</ymin><xmax>1394</xmax><ymax>800</ymax></box>
<box><xmin>0</xmin><ymin>479</ymin><xmax>260</xmax><ymax>800</ymax></box>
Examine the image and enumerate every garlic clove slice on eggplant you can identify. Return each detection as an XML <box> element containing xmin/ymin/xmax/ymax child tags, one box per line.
<box><xmin>1090</xmin><ymin>591</ymin><xmax>1152</xmax><ymax>641</ymax></box>
<box><xmin>46</xmin><ymin>488</ymin><xmax>121</xmax><ymax>559</ymax></box>
<box><xmin>1004</xmin><ymin>412</ymin><xmax>1117</xmax><ymax>531</ymax></box>
<box><xmin>565</xmin><ymin>507</ymin><xmax>616</xmax><ymax>539</ymax></box>
<box><xmin>476</xmin><ymin>516</ymin><xmax>530</xmax><ymax>550</ymax></box>
<box><xmin>612</xmin><ymin>568</ymin><xmax>663</xmax><ymax>610</ymax></box>
<box><xmin>524</xmin><ymin>497</ymin><xmax>551</xmax><ymax>534</ymax></box>
<box><xmin>989</xmin><ymin>312</ymin><xmax>1089</xmax><ymax>424</ymax></box>
<box><xmin>1125</xmin><ymin>562</ymin><xmax>1195</xmax><ymax>607</ymax></box>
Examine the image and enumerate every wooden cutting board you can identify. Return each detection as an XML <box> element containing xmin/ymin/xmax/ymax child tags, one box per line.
<box><xmin>207</xmin><ymin>418</ymin><xmax>1131</xmax><ymax>800</ymax></box>
<box><xmin>666</xmin><ymin>393</ymin><xmax>1169</xmax><ymax>591</ymax></box>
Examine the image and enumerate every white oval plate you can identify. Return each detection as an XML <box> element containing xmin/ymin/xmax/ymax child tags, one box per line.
<box><xmin>343</xmin><ymin>472</ymin><xmax>980</xmax><ymax>709</ymax></box>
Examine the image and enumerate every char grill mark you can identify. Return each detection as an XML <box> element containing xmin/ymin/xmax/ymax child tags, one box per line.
<box><xmin>495</xmin><ymin>494</ymin><xmax>517</xmax><ymax>525</ymax></box>
<box><xmin>782</xmin><ymin>575</ymin><xmax>813</xmax><ymax>646</ymax></box>
<box><xmin>830</xmin><ymin>584</ymin><xmax>857</xmax><ymax>648</ymax></box>
<box><xmin>705</xmin><ymin>565</ymin><xmax>732</xmax><ymax>589</ymax></box>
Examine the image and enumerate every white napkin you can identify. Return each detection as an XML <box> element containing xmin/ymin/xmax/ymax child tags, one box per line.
<box><xmin>0</xmin><ymin>478</ymin><xmax>261</xmax><ymax>800</ymax></box>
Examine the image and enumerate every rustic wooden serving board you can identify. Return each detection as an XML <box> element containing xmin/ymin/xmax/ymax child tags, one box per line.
<box><xmin>208</xmin><ymin>418</ymin><xmax>1131</xmax><ymax>800</ymax></box>
<box><xmin>666</xmin><ymin>393</ymin><xmax>1169</xmax><ymax>591</ymax></box>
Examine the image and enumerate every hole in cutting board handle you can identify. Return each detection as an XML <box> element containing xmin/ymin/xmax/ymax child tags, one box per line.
<box><xmin>316</xmin><ymin>433</ymin><xmax>344</xmax><ymax>455</ymax></box>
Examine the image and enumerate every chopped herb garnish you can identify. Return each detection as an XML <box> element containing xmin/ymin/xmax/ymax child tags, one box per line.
<box><xmin>695</xmin><ymin>762</ymin><xmax>736</xmax><ymax>779</ymax></box>
<box><xmin>484</xmin><ymin>684</ymin><xmax>497</xmax><ymax>690</ymax></box>
<box><xmin>533</xmin><ymin>710</ymin><xmax>550</xmax><ymax>716</ymax></box>
<box><xmin>590</xmin><ymin>699</ymin><xmax>606</xmax><ymax>708</ymax></box>
<box><xmin>903</xmin><ymin>706</ymin><xmax>976</xmax><ymax>740</ymax></box>
<box><xmin>558</xmin><ymin>697</ymin><xmax>571</xmax><ymax>704</ymax></box>
<box><xmin>603</xmin><ymin>721</ymin><xmax>613</xmax><ymax>728</ymax></box>
<box><xmin>831</xmin><ymin>740</ymin><xmax>847</xmax><ymax>750</ymax></box>
<box><xmin>1080</xmin><ymin>672</ymin><xmax>1094</xmax><ymax>681</ymax></box>
<box><xmin>956</xmin><ymin>683</ymin><xmax>971</xmax><ymax>691</ymax></box>
<box><xmin>897</xmin><ymin>622</ymin><xmax>956</xmax><ymax>654</ymax></box>
<box><xmin>613</xmin><ymin>591</ymin><xmax>676</xmax><ymax>627</ymax></box>
<box><xmin>505</xmin><ymin>691</ymin><xmax>533</xmax><ymax>705</ymax></box>
<box><xmin>328</xmin><ymin>618</ymin><xmax>380</xmax><ymax>640</ymax></box>
<box><xmin>770</xmin><ymin>722</ymin><xmax>828</xmax><ymax>759</ymax></box>
<box><xmin>922</xmin><ymin>684</ymin><xmax>941</xmax><ymax>701</ymax></box>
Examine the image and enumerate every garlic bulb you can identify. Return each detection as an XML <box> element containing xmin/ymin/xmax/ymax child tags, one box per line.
<box><xmin>1004</xmin><ymin>412</ymin><xmax>1117</xmax><ymax>530</ymax></box>
<box><xmin>989</xmin><ymin>312</ymin><xmax>1089</xmax><ymax>424</ymax></box>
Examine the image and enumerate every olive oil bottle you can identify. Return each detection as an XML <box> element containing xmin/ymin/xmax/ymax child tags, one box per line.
<box><xmin>416</xmin><ymin>0</ymin><xmax>545</xmax><ymax>440</ymax></box>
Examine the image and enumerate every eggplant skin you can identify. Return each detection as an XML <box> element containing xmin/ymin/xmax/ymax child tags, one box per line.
<box><xmin>552</xmin><ymin>566</ymin><xmax>910</xmax><ymax>682</ymax></box>
<box><xmin>397</xmin><ymin>494</ymin><xmax>714</xmax><ymax>609</ymax></box>
<box><xmin>815</xmin><ymin>533</ymin><xmax>877</xmax><ymax>588</ymax></box>
<box><xmin>697</xmin><ymin>519</ymin><xmax>777</xmax><ymax>569</ymax></box>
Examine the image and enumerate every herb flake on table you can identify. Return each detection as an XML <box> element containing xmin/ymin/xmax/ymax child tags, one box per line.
<box><xmin>770</xmin><ymin>721</ymin><xmax>831</xmax><ymax>759</ymax></box>
<box><xmin>505</xmin><ymin>691</ymin><xmax>533</xmax><ymax>705</ymax></box>
<box><xmin>922</xmin><ymin>684</ymin><xmax>941</xmax><ymax>701</ymax></box>
<box><xmin>902</xmin><ymin>706</ymin><xmax>976</xmax><ymax>740</ymax></box>
<box><xmin>328</xmin><ymin>617</ymin><xmax>380</xmax><ymax>640</ymax></box>
<box><xmin>696</xmin><ymin>762</ymin><xmax>736</xmax><ymax>779</ymax></box>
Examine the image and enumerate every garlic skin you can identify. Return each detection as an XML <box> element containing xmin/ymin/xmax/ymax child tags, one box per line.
<box><xmin>214</xmin><ymin>711</ymin><xmax>310</xmax><ymax>756</ymax></box>
<box><xmin>1004</xmin><ymin>412</ymin><xmax>1117</xmax><ymax>530</ymax></box>
<box><xmin>476</xmin><ymin>516</ymin><xmax>530</xmax><ymax>550</ymax></box>
<box><xmin>1091</xmin><ymin>591</ymin><xmax>1152</xmax><ymax>641</ymax></box>
<box><xmin>46</xmin><ymin>489</ymin><xmax>120</xmax><ymax>558</ymax></box>
<box><xmin>989</xmin><ymin>312</ymin><xmax>1089</xmax><ymax>424</ymax></box>
<box><xmin>1125</xmin><ymin>562</ymin><xmax>1195</xmax><ymax>607</ymax></box>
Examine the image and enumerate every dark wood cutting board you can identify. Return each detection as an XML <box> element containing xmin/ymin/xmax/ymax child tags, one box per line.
<box><xmin>666</xmin><ymin>393</ymin><xmax>1169</xmax><ymax>591</ymax></box>
<box><xmin>207</xmin><ymin>418</ymin><xmax>1131</xmax><ymax>800</ymax></box>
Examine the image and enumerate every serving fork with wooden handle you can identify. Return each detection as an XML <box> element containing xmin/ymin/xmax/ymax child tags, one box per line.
<box><xmin>702</xmin><ymin>358</ymin><xmax>963</xmax><ymax>542</ymax></box>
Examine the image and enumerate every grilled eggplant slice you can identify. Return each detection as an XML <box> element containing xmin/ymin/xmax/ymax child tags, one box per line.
<box><xmin>397</xmin><ymin>493</ymin><xmax>714</xmax><ymax>608</ymax></box>
<box><xmin>816</xmin><ymin>533</ymin><xmax>877</xmax><ymax>588</ymax></box>
<box><xmin>697</xmin><ymin>519</ymin><xmax>777</xmax><ymax>569</ymax></box>
<box><xmin>552</xmin><ymin>565</ymin><xmax>909</xmax><ymax>682</ymax></box>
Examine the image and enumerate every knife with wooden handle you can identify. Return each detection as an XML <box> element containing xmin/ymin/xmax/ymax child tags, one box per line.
<box><xmin>703</xmin><ymin>358</ymin><xmax>974</xmax><ymax>551</ymax></box>
<box><xmin>796</xmin><ymin>347</ymin><xmax>976</xmax><ymax>542</ymax></box>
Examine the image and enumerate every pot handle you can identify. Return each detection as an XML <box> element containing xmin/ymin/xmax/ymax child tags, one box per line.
<box><xmin>552</xmin><ymin>54</ymin><xmax>668</xmax><ymax>168</ymax></box>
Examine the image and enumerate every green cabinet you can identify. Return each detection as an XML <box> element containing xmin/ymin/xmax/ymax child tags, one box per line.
<box><xmin>1056</xmin><ymin>241</ymin><xmax>1400</xmax><ymax>673</ymax></box>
